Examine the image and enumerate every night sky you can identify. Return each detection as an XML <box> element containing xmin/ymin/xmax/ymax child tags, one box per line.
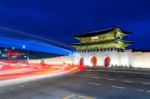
<box><xmin>0</xmin><ymin>0</ymin><xmax>150</xmax><ymax>50</ymax></box>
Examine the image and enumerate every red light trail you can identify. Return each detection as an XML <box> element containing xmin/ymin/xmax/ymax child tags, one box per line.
<box><xmin>0</xmin><ymin>60</ymin><xmax>87</xmax><ymax>81</ymax></box>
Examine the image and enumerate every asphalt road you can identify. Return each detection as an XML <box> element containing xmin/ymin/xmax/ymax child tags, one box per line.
<box><xmin>0</xmin><ymin>70</ymin><xmax>150</xmax><ymax>99</ymax></box>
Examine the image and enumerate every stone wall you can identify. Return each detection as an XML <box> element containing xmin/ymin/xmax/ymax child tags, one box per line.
<box><xmin>28</xmin><ymin>50</ymin><xmax>150</xmax><ymax>68</ymax></box>
<box><xmin>131</xmin><ymin>52</ymin><xmax>150</xmax><ymax>68</ymax></box>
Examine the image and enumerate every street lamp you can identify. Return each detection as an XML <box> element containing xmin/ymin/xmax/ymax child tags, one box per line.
<box><xmin>22</xmin><ymin>45</ymin><xmax>29</xmax><ymax>62</ymax></box>
<box><xmin>12</xmin><ymin>47</ymin><xmax>15</xmax><ymax>50</ymax></box>
<box><xmin>4</xmin><ymin>48</ymin><xmax>7</xmax><ymax>51</ymax></box>
<box><xmin>22</xmin><ymin>45</ymin><xmax>26</xmax><ymax>49</ymax></box>
<box><xmin>4</xmin><ymin>48</ymin><xmax>9</xmax><ymax>60</ymax></box>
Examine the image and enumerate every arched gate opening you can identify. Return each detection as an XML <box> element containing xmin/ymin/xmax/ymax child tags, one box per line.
<box><xmin>90</xmin><ymin>56</ymin><xmax>97</xmax><ymax>67</ymax></box>
<box><xmin>104</xmin><ymin>56</ymin><xmax>110</xmax><ymax>68</ymax></box>
<box><xmin>79</xmin><ymin>57</ymin><xmax>84</xmax><ymax>66</ymax></box>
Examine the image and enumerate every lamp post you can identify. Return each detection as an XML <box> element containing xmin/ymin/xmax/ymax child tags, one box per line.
<box><xmin>11</xmin><ymin>47</ymin><xmax>15</xmax><ymax>60</ymax></box>
<box><xmin>4</xmin><ymin>48</ymin><xmax>8</xmax><ymax>60</ymax></box>
<box><xmin>22</xmin><ymin>45</ymin><xmax>29</xmax><ymax>63</ymax></box>
<box><xmin>27</xmin><ymin>49</ymin><xmax>29</xmax><ymax>63</ymax></box>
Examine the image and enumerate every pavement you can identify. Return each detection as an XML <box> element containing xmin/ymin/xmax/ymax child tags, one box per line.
<box><xmin>0</xmin><ymin>69</ymin><xmax>150</xmax><ymax>99</ymax></box>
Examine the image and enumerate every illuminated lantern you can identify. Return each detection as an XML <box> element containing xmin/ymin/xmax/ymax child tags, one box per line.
<box><xmin>104</xmin><ymin>56</ymin><xmax>110</xmax><ymax>68</ymax></box>
<box><xmin>91</xmin><ymin>56</ymin><xmax>97</xmax><ymax>67</ymax></box>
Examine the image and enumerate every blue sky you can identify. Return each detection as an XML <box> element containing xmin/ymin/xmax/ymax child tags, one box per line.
<box><xmin>0</xmin><ymin>0</ymin><xmax>149</xmax><ymax>50</ymax></box>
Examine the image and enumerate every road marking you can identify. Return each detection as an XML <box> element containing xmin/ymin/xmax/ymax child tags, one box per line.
<box><xmin>88</xmin><ymin>82</ymin><xmax>101</xmax><ymax>86</ymax></box>
<box><xmin>122</xmin><ymin>80</ymin><xmax>133</xmax><ymax>83</ymax></box>
<box><xmin>64</xmin><ymin>94</ymin><xmax>94</xmax><ymax>99</ymax></box>
<box><xmin>91</xmin><ymin>77</ymin><xmax>99</xmax><ymax>79</ymax></box>
<box><xmin>111</xmin><ymin>86</ymin><xmax>125</xmax><ymax>89</ymax></box>
<box><xmin>63</xmin><ymin>94</ymin><xmax>75</xmax><ymax>99</ymax></box>
<box><xmin>146</xmin><ymin>90</ymin><xmax>150</xmax><ymax>93</ymax></box>
<box><xmin>142</xmin><ymin>82</ymin><xmax>150</xmax><ymax>85</ymax></box>
<box><xmin>78</xmin><ymin>95</ymin><xmax>94</xmax><ymax>99</ymax></box>
<box><xmin>107</xmin><ymin>78</ymin><xmax>114</xmax><ymax>81</ymax></box>
<box><xmin>136</xmin><ymin>89</ymin><xmax>145</xmax><ymax>92</ymax></box>
<box><xmin>136</xmin><ymin>89</ymin><xmax>150</xmax><ymax>93</ymax></box>
<box><xmin>80</xmin><ymin>76</ymin><xmax>102</xmax><ymax>80</ymax></box>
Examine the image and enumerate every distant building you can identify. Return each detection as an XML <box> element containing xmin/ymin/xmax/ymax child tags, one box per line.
<box><xmin>0</xmin><ymin>47</ymin><xmax>59</xmax><ymax>60</ymax></box>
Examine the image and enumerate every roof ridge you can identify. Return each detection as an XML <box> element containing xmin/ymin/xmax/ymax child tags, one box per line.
<box><xmin>75</xmin><ymin>27</ymin><xmax>117</xmax><ymax>37</ymax></box>
<box><xmin>85</xmin><ymin>27</ymin><xmax>115</xmax><ymax>34</ymax></box>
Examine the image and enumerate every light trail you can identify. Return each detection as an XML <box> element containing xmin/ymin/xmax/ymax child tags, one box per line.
<box><xmin>0</xmin><ymin>36</ymin><xmax>73</xmax><ymax>55</ymax></box>
<box><xmin>0</xmin><ymin>26</ymin><xmax>74</xmax><ymax>49</ymax></box>
<box><xmin>0</xmin><ymin>60</ymin><xmax>87</xmax><ymax>81</ymax></box>
<box><xmin>0</xmin><ymin>26</ymin><xmax>75</xmax><ymax>55</ymax></box>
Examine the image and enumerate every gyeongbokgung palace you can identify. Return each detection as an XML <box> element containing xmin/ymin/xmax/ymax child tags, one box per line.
<box><xmin>73</xmin><ymin>27</ymin><xmax>131</xmax><ymax>51</ymax></box>
<box><xmin>30</xmin><ymin>27</ymin><xmax>150</xmax><ymax>68</ymax></box>
<box><xmin>72</xmin><ymin>27</ymin><xmax>132</xmax><ymax>68</ymax></box>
